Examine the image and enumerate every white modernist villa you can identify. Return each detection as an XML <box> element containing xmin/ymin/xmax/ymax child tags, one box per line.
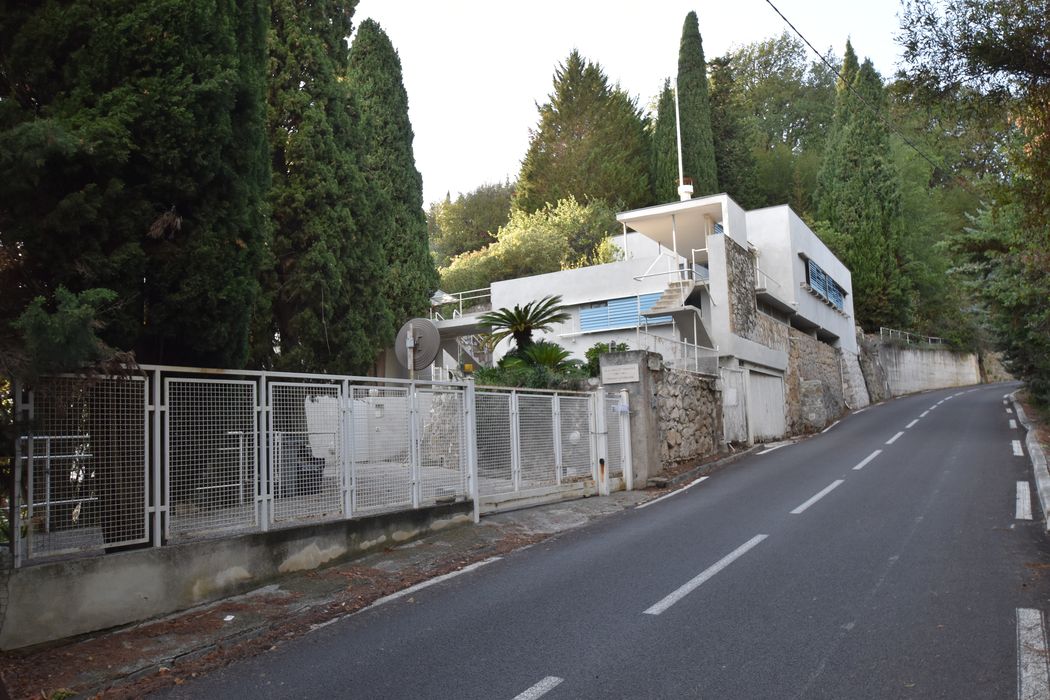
<box><xmin>423</xmin><ymin>192</ymin><xmax>859</xmax><ymax>442</ymax></box>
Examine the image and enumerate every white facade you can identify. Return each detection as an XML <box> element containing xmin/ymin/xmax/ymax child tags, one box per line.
<box><xmin>745</xmin><ymin>206</ymin><xmax>858</xmax><ymax>354</ymax></box>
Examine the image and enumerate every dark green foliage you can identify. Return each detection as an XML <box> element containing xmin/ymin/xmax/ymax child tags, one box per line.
<box><xmin>14</xmin><ymin>287</ymin><xmax>119</xmax><ymax>380</ymax></box>
<box><xmin>723</xmin><ymin>33</ymin><xmax>837</xmax><ymax>215</ymax></box>
<box><xmin>651</xmin><ymin>80</ymin><xmax>680</xmax><ymax>203</ymax></box>
<box><xmin>0</xmin><ymin>0</ymin><xmax>270</xmax><ymax>370</ymax></box>
<box><xmin>263</xmin><ymin>0</ymin><xmax>393</xmax><ymax>374</ymax></box>
<box><xmin>676</xmin><ymin>11</ymin><xmax>719</xmax><ymax>196</ymax></box>
<box><xmin>349</xmin><ymin>20</ymin><xmax>438</xmax><ymax>328</ymax></box>
<box><xmin>439</xmin><ymin>197</ymin><xmax>618</xmax><ymax>293</ymax></box>
<box><xmin>709</xmin><ymin>57</ymin><xmax>760</xmax><ymax>209</ymax></box>
<box><xmin>815</xmin><ymin>52</ymin><xmax>911</xmax><ymax>330</ymax></box>
<box><xmin>478</xmin><ymin>295</ymin><xmax>570</xmax><ymax>351</ymax></box>
<box><xmin>475</xmin><ymin>341</ymin><xmax>587</xmax><ymax>390</ymax></box>
<box><xmin>903</xmin><ymin>0</ymin><xmax>1050</xmax><ymax>402</ymax></box>
<box><xmin>514</xmin><ymin>51</ymin><xmax>652</xmax><ymax>213</ymax></box>
<box><xmin>428</xmin><ymin>181</ymin><xmax>514</xmax><ymax>266</ymax></box>
<box><xmin>585</xmin><ymin>341</ymin><xmax>630</xmax><ymax>377</ymax></box>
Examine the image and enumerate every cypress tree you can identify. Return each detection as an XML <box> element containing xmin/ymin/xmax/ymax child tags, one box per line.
<box><xmin>348</xmin><ymin>20</ymin><xmax>439</xmax><ymax>327</ymax></box>
<box><xmin>264</xmin><ymin>0</ymin><xmax>393</xmax><ymax>374</ymax></box>
<box><xmin>651</xmin><ymin>79</ymin><xmax>680</xmax><ymax>203</ymax></box>
<box><xmin>815</xmin><ymin>53</ymin><xmax>911</xmax><ymax>330</ymax></box>
<box><xmin>514</xmin><ymin>51</ymin><xmax>651</xmax><ymax>213</ymax></box>
<box><xmin>676</xmin><ymin>11</ymin><xmax>719</xmax><ymax>196</ymax></box>
<box><xmin>0</xmin><ymin>0</ymin><xmax>269</xmax><ymax>368</ymax></box>
<box><xmin>709</xmin><ymin>57</ymin><xmax>760</xmax><ymax>208</ymax></box>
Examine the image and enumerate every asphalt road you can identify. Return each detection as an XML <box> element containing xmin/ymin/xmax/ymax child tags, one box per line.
<box><xmin>159</xmin><ymin>382</ymin><xmax>1050</xmax><ymax>699</ymax></box>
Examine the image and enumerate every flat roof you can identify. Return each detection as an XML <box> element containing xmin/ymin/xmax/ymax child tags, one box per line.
<box><xmin>616</xmin><ymin>195</ymin><xmax>725</xmax><ymax>253</ymax></box>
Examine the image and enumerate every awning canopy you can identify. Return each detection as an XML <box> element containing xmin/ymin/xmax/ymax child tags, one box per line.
<box><xmin>616</xmin><ymin>196</ymin><xmax>725</xmax><ymax>256</ymax></box>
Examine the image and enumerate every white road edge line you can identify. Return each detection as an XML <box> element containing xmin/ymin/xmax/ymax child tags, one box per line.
<box><xmin>1011</xmin><ymin>419</ymin><xmax>1019</xmax><ymax>430</ymax></box>
<box><xmin>791</xmin><ymin>480</ymin><xmax>845</xmax><ymax>515</ymax></box>
<box><xmin>365</xmin><ymin>557</ymin><xmax>502</xmax><ymax>611</ymax></box>
<box><xmin>906</xmin><ymin>419</ymin><xmax>919</xmax><ymax>429</ymax></box>
<box><xmin>513</xmin><ymin>676</ymin><xmax>564</xmax><ymax>700</ymax></box>
<box><xmin>852</xmin><ymin>450</ymin><xmax>883</xmax><ymax>471</ymax></box>
<box><xmin>643</xmin><ymin>534</ymin><xmax>768</xmax><ymax>616</ymax></box>
<box><xmin>886</xmin><ymin>431</ymin><xmax>905</xmax><ymax>445</ymax></box>
<box><xmin>758</xmin><ymin>444</ymin><xmax>789</xmax><ymax>455</ymax></box>
<box><xmin>854</xmin><ymin>407</ymin><xmax>868</xmax><ymax>414</ymax></box>
<box><xmin>1017</xmin><ymin>608</ymin><xmax>1050</xmax><ymax>700</ymax></box>
<box><xmin>1017</xmin><ymin>481</ymin><xmax>1033</xmax><ymax>520</ymax></box>
<box><xmin>1014</xmin><ymin>440</ymin><xmax>1025</xmax><ymax>457</ymax></box>
<box><xmin>636</xmin><ymin>477</ymin><xmax>709</xmax><ymax>510</ymax></box>
<box><xmin>821</xmin><ymin>420</ymin><xmax>841</xmax><ymax>434</ymax></box>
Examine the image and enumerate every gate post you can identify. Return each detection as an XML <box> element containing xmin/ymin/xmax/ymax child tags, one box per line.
<box><xmin>552</xmin><ymin>394</ymin><xmax>563</xmax><ymax>485</ymax></box>
<box><xmin>619</xmin><ymin>389</ymin><xmax>634</xmax><ymax>491</ymax></box>
<box><xmin>258</xmin><ymin>373</ymin><xmax>270</xmax><ymax>532</ymax></box>
<box><xmin>592</xmin><ymin>390</ymin><xmax>609</xmax><ymax>496</ymax></box>
<box><xmin>341</xmin><ymin>379</ymin><xmax>353</xmax><ymax>519</ymax></box>
<box><xmin>151</xmin><ymin>369</ymin><xmax>163</xmax><ymax>547</ymax></box>
<box><xmin>464</xmin><ymin>378</ymin><xmax>479</xmax><ymax>523</ymax></box>
<box><xmin>409</xmin><ymin>382</ymin><xmax>422</xmax><ymax>509</ymax></box>
<box><xmin>509</xmin><ymin>391</ymin><xmax>522</xmax><ymax>492</ymax></box>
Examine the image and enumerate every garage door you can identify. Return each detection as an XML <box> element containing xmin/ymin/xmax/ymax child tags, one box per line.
<box><xmin>747</xmin><ymin>371</ymin><xmax>786</xmax><ymax>441</ymax></box>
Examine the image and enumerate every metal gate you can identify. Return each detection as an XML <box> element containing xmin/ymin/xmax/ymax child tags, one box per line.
<box><xmin>721</xmin><ymin>368</ymin><xmax>748</xmax><ymax>444</ymax></box>
<box><xmin>746</xmin><ymin>370</ymin><xmax>787</xmax><ymax>441</ymax></box>
<box><xmin>15</xmin><ymin>376</ymin><xmax>150</xmax><ymax>561</ymax></box>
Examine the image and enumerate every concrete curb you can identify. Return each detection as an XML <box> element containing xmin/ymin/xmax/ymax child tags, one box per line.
<box><xmin>659</xmin><ymin>444</ymin><xmax>768</xmax><ymax>489</ymax></box>
<box><xmin>1012</xmin><ymin>392</ymin><xmax>1050</xmax><ymax>531</ymax></box>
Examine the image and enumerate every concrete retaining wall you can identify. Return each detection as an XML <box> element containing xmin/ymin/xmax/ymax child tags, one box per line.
<box><xmin>879</xmin><ymin>344</ymin><xmax>980</xmax><ymax>395</ymax></box>
<box><xmin>1</xmin><ymin>502</ymin><xmax>472</xmax><ymax>650</ymax></box>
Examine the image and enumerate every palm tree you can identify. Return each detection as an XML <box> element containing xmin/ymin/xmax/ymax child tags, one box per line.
<box><xmin>478</xmin><ymin>295</ymin><xmax>570</xmax><ymax>350</ymax></box>
<box><xmin>501</xmin><ymin>341</ymin><xmax>579</xmax><ymax>372</ymax></box>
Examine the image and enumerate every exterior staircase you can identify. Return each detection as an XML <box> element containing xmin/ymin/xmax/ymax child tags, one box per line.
<box><xmin>643</xmin><ymin>279</ymin><xmax>697</xmax><ymax>316</ymax></box>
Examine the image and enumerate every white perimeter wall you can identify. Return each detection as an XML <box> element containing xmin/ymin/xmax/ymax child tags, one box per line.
<box><xmin>880</xmin><ymin>345</ymin><xmax>980</xmax><ymax>394</ymax></box>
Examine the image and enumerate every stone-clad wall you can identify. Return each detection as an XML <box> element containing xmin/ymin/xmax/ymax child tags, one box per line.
<box><xmin>652</xmin><ymin>365</ymin><xmax>722</xmax><ymax>468</ymax></box>
<box><xmin>725</xmin><ymin>236</ymin><xmax>758</xmax><ymax>338</ymax></box>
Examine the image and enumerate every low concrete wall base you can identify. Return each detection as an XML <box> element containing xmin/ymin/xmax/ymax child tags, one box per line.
<box><xmin>1</xmin><ymin>502</ymin><xmax>473</xmax><ymax>650</ymax></box>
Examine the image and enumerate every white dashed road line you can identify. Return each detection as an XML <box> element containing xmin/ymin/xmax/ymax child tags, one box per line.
<box><xmin>636</xmin><ymin>477</ymin><xmax>709</xmax><ymax>510</ymax></box>
<box><xmin>920</xmin><ymin>410</ymin><xmax>930</xmax><ymax>418</ymax></box>
<box><xmin>886</xmin><ymin>431</ymin><xmax>905</xmax><ymax>445</ymax></box>
<box><xmin>1014</xmin><ymin>440</ymin><xmax>1025</xmax><ymax>457</ymax></box>
<box><xmin>1018</xmin><ymin>481</ymin><xmax>1033</xmax><ymax>520</ymax></box>
<box><xmin>1017</xmin><ymin>608</ymin><xmax>1050</xmax><ymax>700</ymax></box>
<box><xmin>852</xmin><ymin>450</ymin><xmax>882</xmax><ymax>471</ymax></box>
<box><xmin>906</xmin><ymin>419</ymin><xmax>919</xmax><ymax>429</ymax></box>
<box><xmin>513</xmin><ymin>676</ymin><xmax>564</xmax><ymax>700</ymax></box>
<box><xmin>643</xmin><ymin>535</ymin><xmax>769</xmax><ymax>615</ymax></box>
<box><xmin>1011</xmin><ymin>419</ymin><xmax>1018</xmax><ymax>430</ymax></box>
<box><xmin>791</xmin><ymin>480</ymin><xmax>845</xmax><ymax>515</ymax></box>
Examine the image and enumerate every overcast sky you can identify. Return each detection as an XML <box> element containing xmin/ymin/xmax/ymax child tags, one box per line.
<box><xmin>353</xmin><ymin>0</ymin><xmax>906</xmax><ymax>208</ymax></box>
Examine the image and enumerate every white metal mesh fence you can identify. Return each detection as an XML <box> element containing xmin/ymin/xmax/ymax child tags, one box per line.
<box><xmin>518</xmin><ymin>395</ymin><xmax>556</xmax><ymax>488</ymax></box>
<box><xmin>269</xmin><ymin>383</ymin><xmax>344</xmax><ymax>526</ymax></box>
<box><xmin>18</xmin><ymin>377</ymin><xmax>148</xmax><ymax>560</ymax></box>
<box><xmin>12</xmin><ymin>368</ymin><xmax>630</xmax><ymax>566</ymax></box>
<box><xmin>417</xmin><ymin>388</ymin><xmax>469</xmax><ymax>505</ymax></box>
<box><xmin>558</xmin><ymin>396</ymin><xmax>592</xmax><ymax>481</ymax></box>
<box><xmin>166</xmin><ymin>379</ymin><xmax>258</xmax><ymax>540</ymax></box>
<box><xmin>476</xmin><ymin>392</ymin><xmax>514</xmax><ymax>494</ymax></box>
<box><xmin>351</xmin><ymin>386</ymin><xmax>413</xmax><ymax>514</ymax></box>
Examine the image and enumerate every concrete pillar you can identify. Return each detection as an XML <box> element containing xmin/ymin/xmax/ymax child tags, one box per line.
<box><xmin>599</xmin><ymin>350</ymin><xmax>663</xmax><ymax>486</ymax></box>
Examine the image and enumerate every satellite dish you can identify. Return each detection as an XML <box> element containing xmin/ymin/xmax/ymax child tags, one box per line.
<box><xmin>395</xmin><ymin>318</ymin><xmax>440</xmax><ymax>371</ymax></box>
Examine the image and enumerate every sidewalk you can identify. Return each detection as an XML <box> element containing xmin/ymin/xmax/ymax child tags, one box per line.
<box><xmin>0</xmin><ymin>490</ymin><xmax>650</xmax><ymax>699</ymax></box>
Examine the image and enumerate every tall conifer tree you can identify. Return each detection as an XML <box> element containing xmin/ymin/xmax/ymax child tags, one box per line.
<box><xmin>816</xmin><ymin>52</ymin><xmax>911</xmax><ymax>329</ymax></box>
<box><xmin>709</xmin><ymin>57</ymin><xmax>760</xmax><ymax>208</ymax></box>
<box><xmin>349</xmin><ymin>20</ymin><xmax>439</xmax><ymax>327</ymax></box>
<box><xmin>676</xmin><ymin>11</ymin><xmax>719</xmax><ymax>196</ymax></box>
<box><xmin>0</xmin><ymin>0</ymin><xmax>269</xmax><ymax>368</ymax></box>
<box><xmin>651</xmin><ymin>80</ymin><xmax>680</xmax><ymax>203</ymax></box>
<box><xmin>264</xmin><ymin>0</ymin><xmax>393</xmax><ymax>373</ymax></box>
<box><xmin>514</xmin><ymin>51</ymin><xmax>651</xmax><ymax>213</ymax></box>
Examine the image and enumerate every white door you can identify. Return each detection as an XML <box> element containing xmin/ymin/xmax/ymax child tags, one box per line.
<box><xmin>747</xmin><ymin>371</ymin><xmax>786</xmax><ymax>441</ymax></box>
